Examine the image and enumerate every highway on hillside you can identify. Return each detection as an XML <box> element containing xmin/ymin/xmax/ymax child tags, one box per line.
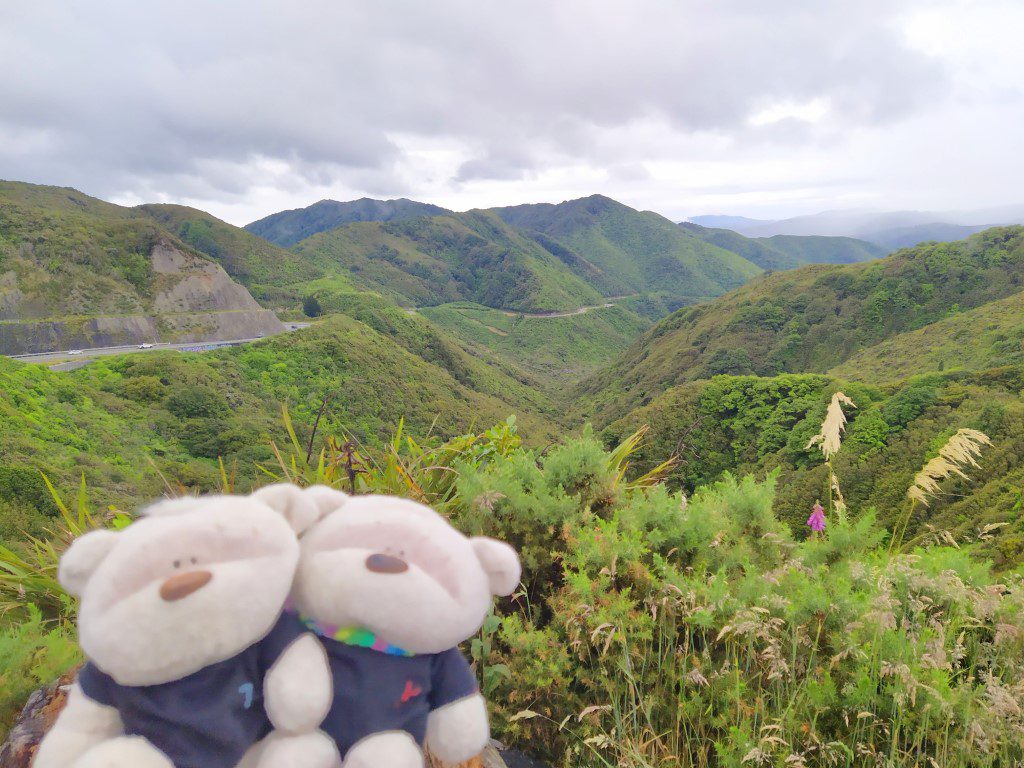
<box><xmin>5</xmin><ymin>323</ymin><xmax>311</xmax><ymax>368</ymax></box>
<box><xmin>404</xmin><ymin>294</ymin><xmax>640</xmax><ymax>319</ymax></box>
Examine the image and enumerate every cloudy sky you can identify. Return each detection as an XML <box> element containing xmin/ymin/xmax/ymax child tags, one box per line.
<box><xmin>2</xmin><ymin>1</ymin><xmax>1022</xmax><ymax>226</ymax></box>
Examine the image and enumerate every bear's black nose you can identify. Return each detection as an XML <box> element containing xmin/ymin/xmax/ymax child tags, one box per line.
<box><xmin>365</xmin><ymin>553</ymin><xmax>409</xmax><ymax>574</ymax></box>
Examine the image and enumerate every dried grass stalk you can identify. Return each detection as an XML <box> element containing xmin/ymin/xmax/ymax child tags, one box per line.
<box><xmin>907</xmin><ymin>428</ymin><xmax>992</xmax><ymax>506</ymax></box>
<box><xmin>807</xmin><ymin>392</ymin><xmax>856</xmax><ymax>460</ymax></box>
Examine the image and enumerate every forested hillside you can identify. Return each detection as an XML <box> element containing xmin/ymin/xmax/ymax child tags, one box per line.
<box><xmin>289</xmin><ymin>210</ymin><xmax>606</xmax><ymax>312</ymax></box>
<box><xmin>138</xmin><ymin>204</ymin><xmax>322</xmax><ymax>298</ymax></box>
<box><xmin>578</xmin><ymin>227</ymin><xmax>1024</xmax><ymax>422</ymax></box>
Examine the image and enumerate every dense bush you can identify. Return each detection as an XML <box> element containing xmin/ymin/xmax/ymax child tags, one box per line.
<box><xmin>439</xmin><ymin>433</ymin><xmax>1024</xmax><ymax>767</ymax></box>
<box><xmin>4</xmin><ymin>421</ymin><xmax>1021</xmax><ymax>765</ymax></box>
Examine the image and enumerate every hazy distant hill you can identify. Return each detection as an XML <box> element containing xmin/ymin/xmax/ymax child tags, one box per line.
<box><xmin>246</xmin><ymin>197</ymin><xmax>451</xmax><ymax>246</ymax></box>
<box><xmin>492</xmin><ymin>194</ymin><xmax>762</xmax><ymax>302</ymax></box>
<box><xmin>689</xmin><ymin>207</ymin><xmax>1024</xmax><ymax>249</ymax></box>
<box><xmin>679</xmin><ymin>222</ymin><xmax>884</xmax><ymax>270</ymax></box>
<box><xmin>576</xmin><ymin>226</ymin><xmax>1024</xmax><ymax>424</ymax></box>
<box><xmin>0</xmin><ymin>181</ymin><xmax>282</xmax><ymax>354</ymax></box>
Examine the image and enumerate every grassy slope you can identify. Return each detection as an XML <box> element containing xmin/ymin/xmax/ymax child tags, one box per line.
<box><xmin>289</xmin><ymin>210</ymin><xmax>604</xmax><ymax>312</ymax></box>
<box><xmin>0</xmin><ymin>316</ymin><xmax>560</xmax><ymax>539</ymax></box>
<box><xmin>831</xmin><ymin>289</ymin><xmax>1024</xmax><ymax>383</ymax></box>
<box><xmin>600</xmin><ymin>368</ymin><xmax>1024</xmax><ymax>569</ymax></box>
<box><xmin>578</xmin><ymin>227</ymin><xmax>1024</xmax><ymax>424</ymax></box>
<box><xmin>418</xmin><ymin>301</ymin><xmax>652</xmax><ymax>383</ymax></box>
<box><xmin>492</xmin><ymin>194</ymin><xmax>762</xmax><ymax>300</ymax></box>
<box><xmin>245</xmin><ymin>198</ymin><xmax>451</xmax><ymax>247</ymax></box>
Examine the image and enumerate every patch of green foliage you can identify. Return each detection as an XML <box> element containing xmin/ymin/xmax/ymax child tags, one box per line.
<box><xmin>832</xmin><ymin>288</ymin><xmax>1024</xmax><ymax>382</ymax></box>
<box><xmin>601</xmin><ymin>368</ymin><xmax>1024</xmax><ymax>569</ymax></box>
<box><xmin>0</xmin><ymin>606</ymin><xmax>80</xmax><ymax>740</ymax></box>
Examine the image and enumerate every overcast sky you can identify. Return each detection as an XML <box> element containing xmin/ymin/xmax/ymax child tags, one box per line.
<box><xmin>2</xmin><ymin>1</ymin><xmax>1022</xmax><ymax>226</ymax></box>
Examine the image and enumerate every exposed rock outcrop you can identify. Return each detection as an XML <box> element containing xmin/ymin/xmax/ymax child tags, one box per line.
<box><xmin>0</xmin><ymin>670</ymin><xmax>75</xmax><ymax>768</ymax></box>
<box><xmin>0</xmin><ymin>240</ymin><xmax>285</xmax><ymax>355</ymax></box>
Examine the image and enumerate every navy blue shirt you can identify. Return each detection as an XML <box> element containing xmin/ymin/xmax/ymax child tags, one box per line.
<box><xmin>318</xmin><ymin>639</ymin><xmax>478</xmax><ymax>758</ymax></box>
<box><xmin>77</xmin><ymin>613</ymin><xmax>306</xmax><ymax>768</ymax></box>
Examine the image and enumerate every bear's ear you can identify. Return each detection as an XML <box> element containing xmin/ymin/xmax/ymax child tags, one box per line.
<box><xmin>251</xmin><ymin>483</ymin><xmax>344</xmax><ymax>535</ymax></box>
<box><xmin>471</xmin><ymin>537</ymin><xmax>521</xmax><ymax>597</ymax></box>
<box><xmin>59</xmin><ymin>529</ymin><xmax>119</xmax><ymax>597</ymax></box>
<box><xmin>302</xmin><ymin>485</ymin><xmax>351</xmax><ymax>518</ymax></box>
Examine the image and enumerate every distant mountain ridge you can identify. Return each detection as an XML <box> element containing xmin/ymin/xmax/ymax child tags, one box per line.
<box><xmin>679</xmin><ymin>222</ymin><xmax>885</xmax><ymax>270</ymax></box>
<box><xmin>246</xmin><ymin>197</ymin><xmax>451</xmax><ymax>246</ymax></box>
<box><xmin>688</xmin><ymin>206</ymin><xmax>1024</xmax><ymax>249</ymax></box>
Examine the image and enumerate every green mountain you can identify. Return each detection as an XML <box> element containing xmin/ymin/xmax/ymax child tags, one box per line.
<box><xmin>577</xmin><ymin>226</ymin><xmax>1024</xmax><ymax>424</ymax></box>
<box><xmin>680</xmin><ymin>222</ymin><xmax>885</xmax><ymax>270</ymax></box>
<box><xmin>491</xmin><ymin>194</ymin><xmax>762</xmax><ymax>303</ymax></box>
<box><xmin>289</xmin><ymin>210</ymin><xmax>605</xmax><ymax>312</ymax></box>
<box><xmin>245</xmin><ymin>197</ymin><xmax>450</xmax><ymax>247</ymax></box>
<box><xmin>0</xmin><ymin>182</ymin><xmax>283</xmax><ymax>355</ymax></box>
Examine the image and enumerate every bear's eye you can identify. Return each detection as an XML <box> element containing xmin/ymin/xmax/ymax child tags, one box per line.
<box><xmin>173</xmin><ymin>560</ymin><xmax>181</xmax><ymax>569</ymax></box>
<box><xmin>190</xmin><ymin>557</ymin><xmax>198</xmax><ymax>565</ymax></box>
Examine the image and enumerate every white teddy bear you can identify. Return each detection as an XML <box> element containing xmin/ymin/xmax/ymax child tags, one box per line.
<box><xmin>286</xmin><ymin>489</ymin><xmax>521</xmax><ymax>768</ymax></box>
<box><xmin>34</xmin><ymin>488</ymin><xmax>341</xmax><ymax>768</ymax></box>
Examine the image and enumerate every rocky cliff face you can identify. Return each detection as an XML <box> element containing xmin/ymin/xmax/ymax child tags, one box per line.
<box><xmin>0</xmin><ymin>240</ymin><xmax>285</xmax><ymax>355</ymax></box>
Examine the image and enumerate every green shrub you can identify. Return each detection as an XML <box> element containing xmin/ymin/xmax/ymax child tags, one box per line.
<box><xmin>0</xmin><ymin>606</ymin><xmax>80</xmax><ymax>741</ymax></box>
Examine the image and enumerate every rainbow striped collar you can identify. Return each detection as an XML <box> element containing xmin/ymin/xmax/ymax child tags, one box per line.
<box><xmin>287</xmin><ymin>607</ymin><xmax>415</xmax><ymax>657</ymax></box>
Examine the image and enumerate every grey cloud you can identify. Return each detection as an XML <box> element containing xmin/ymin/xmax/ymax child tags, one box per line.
<box><xmin>0</xmin><ymin>0</ymin><xmax>953</xmax><ymax>204</ymax></box>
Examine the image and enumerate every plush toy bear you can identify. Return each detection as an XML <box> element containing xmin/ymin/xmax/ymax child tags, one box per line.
<box><xmin>287</xmin><ymin>489</ymin><xmax>521</xmax><ymax>768</ymax></box>
<box><xmin>33</xmin><ymin>488</ymin><xmax>341</xmax><ymax>768</ymax></box>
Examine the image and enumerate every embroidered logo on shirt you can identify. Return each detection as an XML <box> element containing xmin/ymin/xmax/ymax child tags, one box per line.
<box><xmin>399</xmin><ymin>680</ymin><xmax>423</xmax><ymax>704</ymax></box>
<box><xmin>238</xmin><ymin>682</ymin><xmax>254</xmax><ymax>709</ymax></box>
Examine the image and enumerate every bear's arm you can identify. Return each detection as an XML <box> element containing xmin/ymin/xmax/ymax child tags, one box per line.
<box><xmin>424</xmin><ymin>648</ymin><xmax>489</xmax><ymax>764</ymax></box>
<box><xmin>263</xmin><ymin>633</ymin><xmax>333</xmax><ymax>734</ymax></box>
<box><xmin>33</xmin><ymin>683</ymin><xmax>124</xmax><ymax>768</ymax></box>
